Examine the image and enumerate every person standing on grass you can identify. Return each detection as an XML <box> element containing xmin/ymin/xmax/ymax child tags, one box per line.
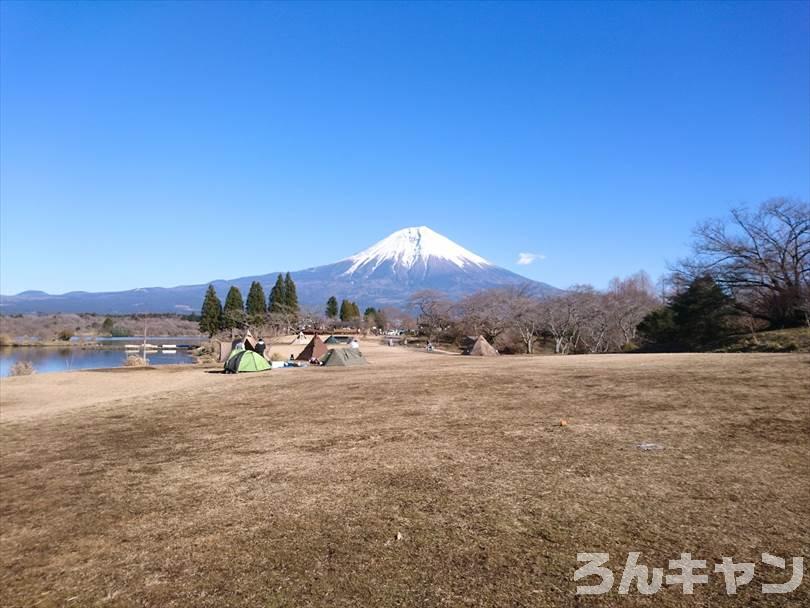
<box><xmin>255</xmin><ymin>337</ymin><xmax>266</xmax><ymax>357</ymax></box>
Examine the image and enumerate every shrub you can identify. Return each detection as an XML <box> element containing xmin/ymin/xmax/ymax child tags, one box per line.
<box><xmin>0</xmin><ymin>334</ymin><xmax>13</xmax><ymax>347</ymax></box>
<box><xmin>9</xmin><ymin>361</ymin><xmax>35</xmax><ymax>376</ymax></box>
<box><xmin>101</xmin><ymin>317</ymin><xmax>115</xmax><ymax>334</ymax></box>
<box><xmin>124</xmin><ymin>355</ymin><xmax>147</xmax><ymax>367</ymax></box>
<box><xmin>57</xmin><ymin>329</ymin><xmax>74</xmax><ymax>341</ymax></box>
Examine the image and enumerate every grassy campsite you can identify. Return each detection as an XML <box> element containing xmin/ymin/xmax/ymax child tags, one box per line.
<box><xmin>2</xmin><ymin>1</ymin><xmax>809</xmax><ymax>606</ymax></box>
<box><xmin>1</xmin><ymin>338</ymin><xmax>808</xmax><ymax>606</ymax></box>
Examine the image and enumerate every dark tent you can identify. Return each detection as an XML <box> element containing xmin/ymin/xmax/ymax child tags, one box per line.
<box><xmin>324</xmin><ymin>335</ymin><xmax>352</xmax><ymax>344</ymax></box>
<box><xmin>224</xmin><ymin>349</ymin><xmax>272</xmax><ymax>373</ymax></box>
<box><xmin>296</xmin><ymin>335</ymin><xmax>328</xmax><ymax>361</ymax></box>
<box><xmin>320</xmin><ymin>348</ymin><xmax>368</xmax><ymax>367</ymax></box>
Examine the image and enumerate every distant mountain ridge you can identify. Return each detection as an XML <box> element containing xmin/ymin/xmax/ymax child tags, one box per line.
<box><xmin>0</xmin><ymin>227</ymin><xmax>558</xmax><ymax>314</ymax></box>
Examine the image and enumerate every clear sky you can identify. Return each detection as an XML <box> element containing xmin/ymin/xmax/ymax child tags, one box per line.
<box><xmin>1</xmin><ymin>0</ymin><xmax>808</xmax><ymax>295</ymax></box>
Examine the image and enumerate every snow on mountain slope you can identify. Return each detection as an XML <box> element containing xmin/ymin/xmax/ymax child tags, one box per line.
<box><xmin>344</xmin><ymin>226</ymin><xmax>491</xmax><ymax>275</ymax></box>
<box><xmin>0</xmin><ymin>226</ymin><xmax>559</xmax><ymax>313</ymax></box>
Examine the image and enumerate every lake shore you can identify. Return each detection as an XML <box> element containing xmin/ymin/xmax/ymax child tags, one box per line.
<box><xmin>0</xmin><ymin>340</ymin><xmax>203</xmax><ymax>349</ymax></box>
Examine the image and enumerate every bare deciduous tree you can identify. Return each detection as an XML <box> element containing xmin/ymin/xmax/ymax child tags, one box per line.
<box><xmin>675</xmin><ymin>198</ymin><xmax>810</xmax><ymax>326</ymax></box>
<box><xmin>408</xmin><ymin>290</ymin><xmax>454</xmax><ymax>341</ymax></box>
<box><xmin>606</xmin><ymin>271</ymin><xmax>660</xmax><ymax>348</ymax></box>
<box><xmin>500</xmin><ymin>285</ymin><xmax>545</xmax><ymax>354</ymax></box>
<box><xmin>540</xmin><ymin>289</ymin><xmax>584</xmax><ymax>354</ymax></box>
<box><xmin>455</xmin><ymin>289</ymin><xmax>511</xmax><ymax>345</ymax></box>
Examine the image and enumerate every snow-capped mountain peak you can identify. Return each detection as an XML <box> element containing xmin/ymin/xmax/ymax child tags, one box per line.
<box><xmin>343</xmin><ymin>226</ymin><xmax>492</xmax><ymax>275</ymax></box>
<box><xmin>0</xmin><ymin>226</ymin><xmax>559</xmax><ymax>313</ymax></box>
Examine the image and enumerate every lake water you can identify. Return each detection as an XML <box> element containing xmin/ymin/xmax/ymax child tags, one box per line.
<box><xmin>0</xmin><ymin>340</ymin><xmax>200</xmax><ymax>377</ymax></box>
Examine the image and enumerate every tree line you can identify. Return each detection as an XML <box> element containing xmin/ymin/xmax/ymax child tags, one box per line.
<box><xmin>321</xmin><ymin>296</ymin><xmax>392</xmax><ymax>331</ymax></box>
<box><xmin>198</xmin><ymin>277</ymin><xmax>389</xmax><ymax>337</ymax></box>
<box><xmin>410</xmin><ymin>198</ymin><xmax>808</xmax><ymax>353</ymax></box>
<box><xmin>199</xmin><ymin>273</ymin><xmax>300</xmax><ymax>336</ymax></box>
<box><xmin>409</xmin><ymin>272</ymin><xmax>660</xmax><ymax>354</ymax></box>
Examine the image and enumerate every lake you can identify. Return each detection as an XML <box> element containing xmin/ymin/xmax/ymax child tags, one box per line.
<box><xmin>0</xmin><ymin>340</ymin><xmax>200</xmax><ymax>377</ymax></box>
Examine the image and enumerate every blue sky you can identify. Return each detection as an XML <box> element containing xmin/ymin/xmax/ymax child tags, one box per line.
<box><xmin>1</xmin><ymin>1</ymin><xmax>808</xmax><ymax>295</ymax></box>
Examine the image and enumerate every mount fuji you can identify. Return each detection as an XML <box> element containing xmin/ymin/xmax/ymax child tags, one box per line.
<box><xmin>0</xmin><ymin>227</ymin><xmax>557</xmax><ymax>314</ymax></box>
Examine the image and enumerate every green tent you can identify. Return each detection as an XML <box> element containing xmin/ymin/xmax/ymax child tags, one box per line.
<box><xmin>224</xmin><ymin>349</ymin><xmax>271</xmax><ymax>373</ymax></box>
<box><xmin>320</xmin><ymin>348</ymin><xmax>368</xmax><ymax>367</ymax></box>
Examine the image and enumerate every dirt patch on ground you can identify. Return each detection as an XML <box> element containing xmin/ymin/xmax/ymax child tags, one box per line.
<box><xmin>1</xmin><ymin>346</ymin><xmax>808</xmax><ymax>606</ymax></box>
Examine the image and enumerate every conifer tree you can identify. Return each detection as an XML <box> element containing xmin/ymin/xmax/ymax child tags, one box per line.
<box><xmin>269</xmin><ymin>274</ymin><xmax>287</xmax><ymax>314</ymax></box>
<box><xmin>639</xmin><ymin>275</ymin><xmax>736</xmax><ymax>350</ymax></box>
<box><xmin>222</xmin><ymin>286</ymin><xmax>245</xmax><ymax>330</ymax></box>
<box><xmin>326</xmin><ymin>296</ymin><xmax>338</xmax><ymax>319</ymax></box>
<box><xmin>670</xmin><ymin>275</ymin><xmax>735</xmax><ymax>349</ymax></box>
<box><xmin>339</xmin><ymin>300</ymin><xmax>361</xmax><ymax>322</ymax></box>
<box><xmin>284</xmin><ymin>272</ymin><xmax>299</xmax><ymax>315</ymax></box>
<box><xmin>199</xmin><ymin>285</ymin><xmax>223</xmax><ymax>337</ymax></box>
<box><xmin>339</xmin><ymin>299</ymin><xmax>351</xmax><ymax>322</ymax></box>
<box><xmin>246</xmin><ymin>281</ymin><xmax>267</xmax><ymax>321</ymax></box>
<box><xmin>224</xmin><ymin>286</ymin><xmax>244</xmax><ymax>312</ymax></box>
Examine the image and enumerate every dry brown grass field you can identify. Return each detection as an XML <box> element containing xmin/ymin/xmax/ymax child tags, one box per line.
<box><xmin>1</xmin><ymin>342</ymin><xmax>808</xmax><ymax>607</ymax></box>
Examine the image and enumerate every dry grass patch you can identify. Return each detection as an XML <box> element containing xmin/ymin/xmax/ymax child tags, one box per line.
<box><xmin>1</xmin><ymin>349</ymin><xmax>808</xmax><ymax>607</ymax></box>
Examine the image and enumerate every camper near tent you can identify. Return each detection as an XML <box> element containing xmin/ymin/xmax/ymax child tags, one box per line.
<box><xmin>215</xmin><ymin>332</ymin><xmax>260</xmax><ymax>362</ymax></box>
<box><xmin>296</xmin><ymin>335</ymin><xmax>328</xmax><ymax>361</ymax></box>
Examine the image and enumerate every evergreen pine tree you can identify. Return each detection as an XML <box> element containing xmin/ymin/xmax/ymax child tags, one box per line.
<box><xmin>284</xmin><ymin>272</ymin><xmax>299</xmax><ymax>315</ymax></box>
<box><xmin>339</xmin><ymin>299</ymin><xmax>351</xmax><ymax>322</ymax></box>
<box><xmin>326</xmin><ymin>296</ymin><xmax>338</xmax><ymax>319</ymax></box>
<box><xmin>639</xmin><ymin>275</ymin><xmax>736</xmax><ymax>350</ymax></box>
<box><xmin>199</xmin><ymin>285</ymin><xmax>223</xmax><ymax>337</ymax></box>
<box><xmin>363</xmin><ymin>306</ymin><xmax>378</xmax><ymax>330</ymax></box>
<box><xmin>670</xmin><ymin>275</ymin><xmax>735</xmax><ymax>349</ymax></box>
<box><xmin>222</xmin><ymin>286</ymin><xmax>245</xmax><ymax>330</ymax></box>
<box><xmin>269</xmin><ymin>274</ymin><xmax>287</xmax><ymax>314</ymax></box>
<box><xmin>350</xmin><ymin>301</ymin><xmax>361</xmax><ymax>320</ymax></box>
<box><xmin>638</xmin><ymin>308</ymin><xmax>676</xmax><ymax>345</ymax></box>
<box><xmin>246</xmin><ymin>281</ymin><xmax>267</xmax><ymax>322</ymax></box>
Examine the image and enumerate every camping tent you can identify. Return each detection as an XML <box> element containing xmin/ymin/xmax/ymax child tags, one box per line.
<box><xmin>216</xmin><ymin>334</ymin><xmax>258</xmax><ymax>361</ymax></box>
<box><xmin>324</xmin><ymin>335</ymin><xmax>352</xmax><ymax>344</ymax></box>
<box><xmin>224</xmin><ymin>349</ymin><xmax>272</xmax><ymax>373</ymax></box>
<box><xmin>292</xmin><ymin>332</ymin><xmax>309</xmax><ymax>345</ymax></box>
<box><xmin>464</xmin><ymin>335</ymin><xmax>499</xmax><ymax>356</ymax></box>
<box><xmin>295</xmin><ymin>335</ymin><xmax>328</xmax><ymax>361</ymax></box>
<box><xmin>320</xmin><ymin>348</ymin><xmax>368</xmax><ymax>367</ymax></box>
<box><xmin>214</xmin><ymin>340</ymin><xmax>233</xmax><ymax>363</ymax></box>
<box><xmin>243</xmin><ymin>331</ymin><xmax>258</xmax><ymax>352</ymax></box>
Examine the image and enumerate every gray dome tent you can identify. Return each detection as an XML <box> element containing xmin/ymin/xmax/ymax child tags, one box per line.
<box><xmin>320</xmin><ymin>348</ymin><xmax>368</xmax><ymax>367</ymax></box>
